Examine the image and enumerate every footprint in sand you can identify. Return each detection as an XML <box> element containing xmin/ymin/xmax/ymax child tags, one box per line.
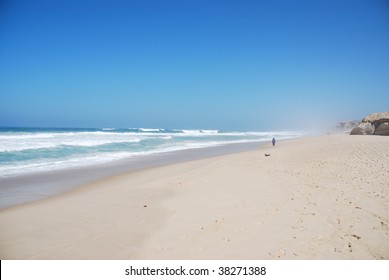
<box><xmin>351</xmin><ymin>234</ymin><xmax>361</xmax><ymax>240</ymax></box>
<box><xmin>275</xmin><ymin>249</ymin><xmax>286</xmax><ymax>259</ymax></box>
<box><xmin>348</xmin><ymin>242</ymin><xmax>352</xmax><ymax>252</ymax></box>
<box><xmin>222</xmin><ymin>237</ymin><xmax>230</xmax><ymax>243</ymax></box>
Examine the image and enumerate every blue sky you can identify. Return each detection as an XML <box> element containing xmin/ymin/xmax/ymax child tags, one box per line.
<box><xmin>1</xmin><ymin>0</ymin><xmax>388</xmax><ymax>130</ymax></box>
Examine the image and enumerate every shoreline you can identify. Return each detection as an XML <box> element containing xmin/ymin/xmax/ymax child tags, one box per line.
<box><xmin>0</xmin><ymin>140</ymin><xmax>268</xmax><ymax>210</ymax></box>
<box><xmin>0</xmin><ymin>134</ymin><xmax>388</xmax><ymax>259</ymax></box>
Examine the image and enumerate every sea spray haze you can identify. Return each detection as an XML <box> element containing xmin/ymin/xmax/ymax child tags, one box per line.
<box><xmin>0</xmin><ymin>127</ymin><xmax>303</xmax><ymax>178</ymax></box>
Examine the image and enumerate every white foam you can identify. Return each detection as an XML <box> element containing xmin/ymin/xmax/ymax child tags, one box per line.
<box><xmin>0</xmin><ymin>151</ymin><xmax>135</xmax><ymax>177</ymax></box>
<box><xmin>0</xmin><ymin>142</ymin><xmax>59</xmax><ymax>152</ymax></box>
<box><xmin>0</xmin><ymin>129</ymin><xmax>304</xmax><ymax>177</ymax></box>
<box><xmin>180</xmin><ymin>129</ymin><xmax>219</xmax><ymax>135</ymax></box>
<box><xmin>0</xmin><ymin>129</ymin><xmax>305</xmax><ymax>152</ymax></box>
<box><xmin>0</xmin><ymin>133</ymin><xmax>55</xmax><ymax>140</ymax></box>
<box><xmin>0</xmin><ymin>132</ymin><xmax>144</xmax><ymax>152</ymax></box>
<box><xmin>200</xmin><ymin>130</ymin><xmax>219</xmax><ymax>134</ymax></box>
<box><xmin>139</xmin><ymin>128</ymin><xmax>164</xmax><ymax>132</ymax></box>
<box><xmin>158</xmin><ymin>136</ymin><xmax>173</xmax><ymax>140</ymax></box>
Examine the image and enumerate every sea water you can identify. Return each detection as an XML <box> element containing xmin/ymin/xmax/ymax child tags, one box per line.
<box><xmin>0</xmin><ymin>127</ymin><xmax>305</xmax><ymax>208</ymax></box>
<box><xmin>0</xmin><ymin>127</ymin><xmax>303</xmax><ymax>178</ymax></box>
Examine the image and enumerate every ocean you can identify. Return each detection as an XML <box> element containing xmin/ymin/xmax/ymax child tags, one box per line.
<box><xmin>0</xmin><ymin>127</ymin><xmax>303</xmax><ymax>179</ymax></box>
<box><xmin>0</xmin><ymin>127</ymin><xmax>304</xmax><ymax>208</ymax></box>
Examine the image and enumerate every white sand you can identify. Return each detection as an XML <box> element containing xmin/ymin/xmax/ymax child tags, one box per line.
<box><xmin>0</xmin><ymin>134</ymin><xmax>388</xmax><ymax>259</ymax></box>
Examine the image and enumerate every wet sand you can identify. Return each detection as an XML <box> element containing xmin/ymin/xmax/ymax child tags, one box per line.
<box><xmin>0</xmin><ymin>141</ymin><xmax>262</xmax><ymax>209</ymax></box>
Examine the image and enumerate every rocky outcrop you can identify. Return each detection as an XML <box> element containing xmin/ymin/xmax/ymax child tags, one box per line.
<box><xmin>362</xmin><ymin>112</ymin><xmax>389</xmax><ymax>126</ymax></box>
<box><xmin>350</xmin><ymin>112</ymin><xmax>389</xmax><ymax>136</ymax></box>
<box><xmin>350</xmin><ymin>122</ymin><xmax>375</xmax><ymax>135</ymax></box>
<box><xmin>374</xmin><ymin>123</ymin><xmax>389</xmax><ymax>136</ymax></box>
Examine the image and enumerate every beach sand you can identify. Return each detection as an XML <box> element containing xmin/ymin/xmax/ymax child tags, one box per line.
<box><xmin>0</xmin><ymin>134</ymin><xmax>388</xmax><ymax>259</ymax></box>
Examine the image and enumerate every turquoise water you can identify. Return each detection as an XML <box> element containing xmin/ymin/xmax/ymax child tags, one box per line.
<box><xmin>0</xmin><ymin>127</ymin><xmax>303</xmax><ymax>178</ymax></box>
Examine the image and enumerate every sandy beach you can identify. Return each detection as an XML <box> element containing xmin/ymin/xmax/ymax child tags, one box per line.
<box><xmin>0</xmin><ymin>134</ymin><xmax>388</xmax><ymax>259</ymax></box>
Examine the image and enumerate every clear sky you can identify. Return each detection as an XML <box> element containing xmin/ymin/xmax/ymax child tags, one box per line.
<box><xmin>1</xmin><ymin>0</ymin><xmax>388</xmax><ymax>130</ymax></box>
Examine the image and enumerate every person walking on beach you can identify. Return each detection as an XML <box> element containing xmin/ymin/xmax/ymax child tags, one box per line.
<box><xmin>272</xmin><ymin>138</ymin><xmax>276</xmax><ymax>146</ymax></box>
